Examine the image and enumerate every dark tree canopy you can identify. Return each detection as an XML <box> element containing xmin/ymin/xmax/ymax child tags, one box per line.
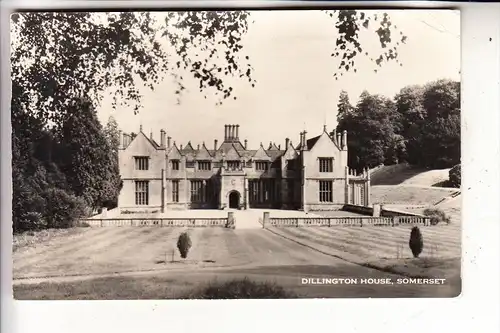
<box><xmin>337</xmin><ymin>91</ymin><xmax>404</xmax><ymax>171</ymax></box>
<box><xmin>337</xmin><ymin>79</ymin><xmax>460</xmax><ymax>171</ymax></box>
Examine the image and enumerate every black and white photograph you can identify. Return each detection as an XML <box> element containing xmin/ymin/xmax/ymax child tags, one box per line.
<box><xmin>10</xmin><ymin>8</ymin><xmax>461</xmax><ymax>299</ymax></box>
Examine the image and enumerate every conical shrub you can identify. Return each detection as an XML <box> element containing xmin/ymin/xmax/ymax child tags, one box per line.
<box><xmin>177</xmin><ymin>232</ymin><xmax>192</xmax><ymax>259</ymax></box>
<box><xmin>409</xmin><ymin>226</ymin><xmax>424</xmax><ymax>258</ymax></box>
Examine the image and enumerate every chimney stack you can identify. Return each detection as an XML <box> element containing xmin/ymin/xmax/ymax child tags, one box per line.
<box><xmin>214</xmin><ymin>139</ymin><xmax>218</xmax><ymax>151</ymax></box>
<box><xmin>269</xmin><ymin>141</ymin><xmax>272</xmax><ymax>150</ymax></box>
<box><xmin>244</xmin><ymin>139</ymin><xmax>248</xmax><ymax>149</ymax></box>
<box><xmin>236</xmin><ymin>125</ymin><xmax>240</xmax><ymax>141</ymax></box>
<box><xmin>160</xmin><ymin>129</ymin><xmax>166</xmax><ymax>148</ymax></box>
<box><xmin>150</xmin><ymin>131</ymin><xmax>153</xmax><ymax>141</ymax></box>
<box><xmin>337</xmin><ymin>132</ymin><xmax>341</xmax><ymax>147</ymax></box>
<box><xmin>167</xmin><ymin>136</ymin><xmax>171</xmax><ymax>149</ymax></box>
<box><xmin>342</xmin><ymin>130</ymin><xmax>347</xmax><ymax>150</ymax></box>
<box><xmin>285</xmin><ymin>138</ymin><xmax>289</xmax><ymax>149</ymax></box>
<box><xmin>330</xmin><ymin>129</ymin><xmax>336</xmax><ymax>142</ymax></box>
<box><xmin>197</xmin><ymin>144</ymin><xmax>200</xmax><ymax>150</ymax></box>
<box><xmin>231</xmin><ymin>125</ymin><xmax>235</xmax><ymax>141</ymax></box>
<box><xmin>118</xmin><ymin>130</ymin><xmax>123</xmax><ymax>149</ymax></box>
<box><xmin>278</xmin><ymin>144</ymin><xmax>281</xmax><ymax>150</ymax></box>
<box><xmin>224</xmin><ymin>125</ymin><xmax>228</xmax><ymax>141</ymax></box>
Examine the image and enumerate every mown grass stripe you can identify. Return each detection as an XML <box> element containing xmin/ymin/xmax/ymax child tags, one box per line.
<box><xmin>14</xmin><ymin>227</ymin><xmax>138</xmax><ymax>272</ymax></box>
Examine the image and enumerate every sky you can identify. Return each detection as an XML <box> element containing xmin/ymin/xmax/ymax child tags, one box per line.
<box><xmin>97</xmin><ymin>9</ymin><xmax>460</xmax><ymax>150</ymax></box>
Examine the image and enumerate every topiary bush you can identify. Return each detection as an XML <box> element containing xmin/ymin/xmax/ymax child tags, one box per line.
<box><xmin>177</xmin><ymin>232</ymin><xmax>192</xmax><ymax>259</ymax></box>
<box><xmin>183</xmin><ymin>277</ymin><xmax>297</xmax><ymax>299</ymax></box>
<box><xmin>423</xmin><ymin>208</ymin><xmax>451</xmax><ymax>225</ymax></box>
<box><xmin>409</xmin><ymin>226</ymin><xmax>424</xmax><ymax>258</ymax></box>
<box><xmin>449</xmin><ymin>164</ymin><xmax>461</xmax><ymax>188</ymax></box>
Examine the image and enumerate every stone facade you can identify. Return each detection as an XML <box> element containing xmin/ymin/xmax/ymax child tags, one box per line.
<box><xmin>117</xmin><ymin>124</ymin><xmax>370</xmax><ymax>212</ymax></box>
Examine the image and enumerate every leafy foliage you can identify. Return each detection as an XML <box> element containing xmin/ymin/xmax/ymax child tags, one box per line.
<box><xmin>177</xmin><ymin>232</ymin><xmax>192</xmax><ymax>259</ymax></box>
<box><xmin>409</xmin><ymin>226</ymin><xmax>424</xmax><ymax>258</ymax></box>
<box><xmin>338</xmin><ymin>79</ymin><xmax>460</xmax><ymax>171</ymax></box>
<box><xmin>397</xmin><ymin>80</ymin><xmax>460</xmax><ymax>168</ymax></box>
<box><xmin>184</xmin><ymin>277</ymin><xmax>297</xmax><ymax>299</ymax></box>
<box><xmin>449</xmin><ymin>164</ymin><xmax>461</xmax><ymax>188</ymax></box>
<box><xmin>44</xmin><ymin>188</ymin><xmax>87</xmax><ymax>228</ymax></box>
<box><xmin>10</xmin><ymin>11</ymin><xmax>256</xmax><ymax>123</ymax></box>
<box><xmin>337</xmin><ymin>91</ymin><xmax>404</xmax><ymax>171</ymax></box>
<box><xmin>337</xmin><ymin>90</ymin><xmax>354</xmax><ymax>122</ymax></box>
<box><xmin>324</xmin><ymin>10</ymin><xmax>407</xmax><ymax>80</ymax></box>
<box><xmin>423</xmin><ymin>208</ymin><xmax>451</xmax><ymax>226</ymax></box>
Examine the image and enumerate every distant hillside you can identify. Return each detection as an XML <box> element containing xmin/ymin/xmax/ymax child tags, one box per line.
<box><xmin>370</xmin><ymin>163</ymin><xmax>451</xmax><ymax>187</ymax></box>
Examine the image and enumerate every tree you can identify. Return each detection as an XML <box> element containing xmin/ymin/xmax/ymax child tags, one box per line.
<box><xmin>102</xmin><ymin>116</ymin><xmax>122</xmax><ymax>209</ymax></box>
<box><xmin>394</xmin><ymin>85</ymin><xmax>426</xmax><ymax>164</ymax></box>
<box><xmin>409</xmin><ymin>226</ymin><xmax>424</xmax><ymax>258</ymax></box>
<box><xmin>58</xmin><ymin>98</ymin><xmax>115</xmax><ymax>210</ymax></box>
<box><xmin>337</xmin><ymin>90</ymin><xmax>354</xmax><ymax>122</ymax></box>
<box><xmin>177</xmin><ymin>232</ymin><xmax>192</xmax><ymax>259</ymax></box>
<box><xmin>10</xmin><ymin>11</ymin><xmax>256</xmax><ymax>129</ymax></box>
<box><xmin>449</xmin><ymin>164</ymin><xmax>461</xmax><ymax>188</ymax></box>
<box><xmin>337</xmin><ymin>91</ymin><xmax>404</xmax><ymax>171</ymax></box>
<box><xmin>396</xmin><ymin>80</ymin><xmax>460</xmax><ymax>168</ymax></box>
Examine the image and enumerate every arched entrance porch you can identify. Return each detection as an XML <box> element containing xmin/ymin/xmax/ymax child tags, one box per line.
<box><xmin>228</xmin><ymin>191</ymin><xmax>241</xmax><ymax>209</ymax></box>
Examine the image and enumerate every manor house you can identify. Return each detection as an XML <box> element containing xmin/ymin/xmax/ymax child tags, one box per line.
<box><xmin>117</xmin><ymin>124</ymin><xmax>370</xmax><ymax>212</ymax></box>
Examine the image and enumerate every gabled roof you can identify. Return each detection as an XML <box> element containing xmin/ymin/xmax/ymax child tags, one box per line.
<box><xmin>306</xmin><ymin>135</ymin><xmax>321</xmax><ymax>150</ymax></box>
<box><xmin>128</xmin><ymin>130</ymin><xmax>159</xmax><ymax>150</ymax></box>
<box><xmin>218</xmin><ymin>141</ymin><xmax>246</xmax><ymax>153</ymax></box>
<box><xmin>283</xmin><ymin>140</ymin><xmax>298</xmax><ymax>160</ymax></box>
<box><xmin>268</xmin><ymin>142</ymin><xmax>279</xmax><ymax>151</ymax></box>
<box><xmin>252</xmin><ymin>144</ymin><xmax>271</xmax><ymax>160</ymax></box>
<box><xmin>167</xmin><ymin>143</ymin><xmax>182</xmax><ymax>159</ymax></box>
<box><xmin>224</xmin><ymin>144</ymin><xmax>241</xmax><ymax>160</ymax></box>
<box><xmin>195</xmin><ymin>143</ymin><xmax>213</xmax><ymax>160</ymax></box>
<box><xmin>267</xmin><ymin>150</ymin><xmax>285</xmax><ymax>160</ymax></box>
<box><xmin>182</xmin><ymin>142</ymin><xmax>195</xmax><ymax>152</ymax></box>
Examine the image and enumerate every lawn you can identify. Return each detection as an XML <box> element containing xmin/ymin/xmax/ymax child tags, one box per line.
<box><xmin>371</xmin><ymin>185</ymin><xmax>459</xmax><ymax>205</ymax></box>
<box><xmin>13</xmin><ymin>226</ymin><xmax>343</xmax><ymax>279</ymax></box>
<box><xmin>13</xmin><ymin>198</ymin><xmax>461</xmax><ymax>299</ymax></box>
<box><xmin>14</xmin><ymin>260</ymin><xmax>461</xmax><ymax>299</ymax></box>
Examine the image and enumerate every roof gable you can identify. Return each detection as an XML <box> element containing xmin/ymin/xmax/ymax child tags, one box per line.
<box><xmin>183</xmin><ymin>142</ymin><xmax>195</xmax><ymax>152</ymax></box>
<box><xmin>224</xmin><ymin>144</ymin><xmax>241</xmax><ymax>160</ymax></box>
<box><xmin>309</xmin><ymin>132</ymin><xmax>341</xmax><ymax>153</ymax></box>
<box><xmin>195</xmin><ymin>143</ymin><xmax>213</xmax><ymax>160</ymax></box>
<box><xmin>283</xmin><ymin>140</ymin><xmax>298</xmax><ymax>160</ymax></box>
<box><xmin>167</xmin><ymin>143</ymin><xmax>182</xmax><ymax>159</ymax></box>
<box><xmin>125</xmin><ymin>131</ymin><xmax>158</xmax><ymax>153</ymax></box>
<box><xmin>253</xmin><ymin>144</ymin><xmax>271</xmax><ymax>160</ymax></box>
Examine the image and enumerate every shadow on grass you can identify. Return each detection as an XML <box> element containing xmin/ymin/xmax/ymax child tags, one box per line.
<box><xmin>154</xmin><ymin>259</ymin><xmax>217</xmax><ymax>264</ymax></box>
<box><xmin>13</xmin><ymin>260</ymin><xmax>462</xmax><ymax>300</ymax></box>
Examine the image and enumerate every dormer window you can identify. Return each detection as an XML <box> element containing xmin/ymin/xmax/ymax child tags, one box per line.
<box><xmin>227</xmin><ymin>161</ymin><xmax>240</xmax><ymax>170</ymax></box>
<box><xmin>198</xmin><ymin>161</ymin><xmax>211</xmax><ymax>171</ymax></box>
<box><xmin>134</xmin><ymin>156</ymin><xmax>149</xmax><ymax>170</ymax></box>
<box><xmin>171</xmin><ymin>160</ymin><xmax>180</xmax><ymax>170</ymax></box>
<box><xmin>255</xmin><ymin>161</ymin><xmax>269</xmax><ymax>171</ymax></box>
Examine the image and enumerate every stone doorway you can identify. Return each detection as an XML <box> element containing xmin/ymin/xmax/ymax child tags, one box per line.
<box><xmin>228</xmin><ymin>191</ymin><xmax>240</xmax><ymax>209</ymax></box>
